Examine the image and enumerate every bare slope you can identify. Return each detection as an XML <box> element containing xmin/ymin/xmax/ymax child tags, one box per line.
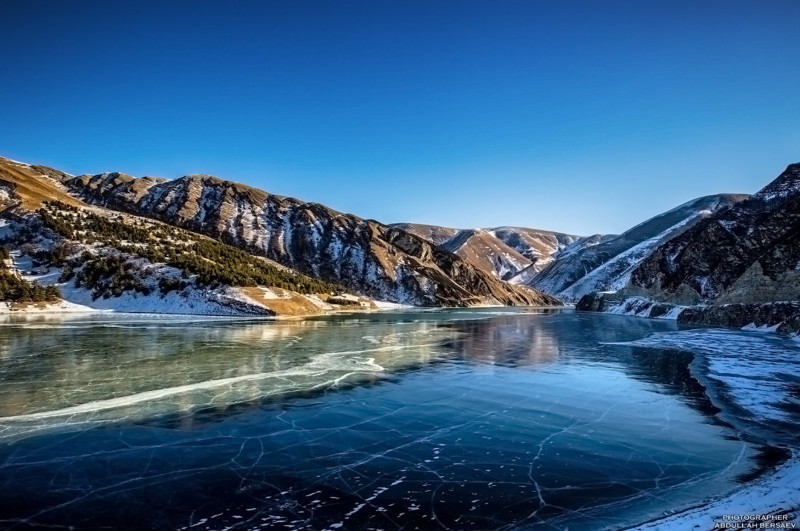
<box><xmin>0</xmin><ymin>157</ymin><xmax>83</xmax><ymax>209</ymax></box>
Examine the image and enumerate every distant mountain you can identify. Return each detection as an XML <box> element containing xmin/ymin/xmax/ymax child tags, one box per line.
<box><xmin>579</xmin><ymin>164</ymin><xmax>800</xmax><ymax>333</ymax></box>
<box><xmin>390</xmin><ymin>223</ymin><xmax>460</xmax><ymax>246</ymax></box>
<box><xmin>528</xmin><ymin>194</ymin><xmax>748</xmax><ymax>302</ymax></box>
<box><xmin>394</xmin><ymin>195</ymin><xmax>748</xmax><ymax>305</ymax></box>
<box><xmin>392</xmin><ymin>223</ymin><xmax>580</xmax><ymax>282</ymax></box>
<box><xmin>51</xmin><ymin>167</ymin><xmax>556</xmax><ymax>307</ymax></box>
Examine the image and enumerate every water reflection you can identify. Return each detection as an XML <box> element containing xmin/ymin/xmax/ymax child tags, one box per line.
<box><xmin>0</xmin><ymin>313</ymin><xmax>459</xmax><ymax>440</ymax></box>
<box><xmin>0</xmin><ymin>310</ymin><xmax>766</xmax><ymax>530</ymax></box>
<box><xmin>0</xmin><ymin>310</ymin><xmax>705</xmax><ymax>443</ymax></box>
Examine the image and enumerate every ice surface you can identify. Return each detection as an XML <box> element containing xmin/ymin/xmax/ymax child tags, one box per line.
<box><xmin>609</xmin><ymin>328</ymin><xmax>800</xmax><ymax>424</ymax></box>
<box><xmin>609</xmin><ymin>328</ymin><xmax>800</xmax><ymax>529</ymax></box>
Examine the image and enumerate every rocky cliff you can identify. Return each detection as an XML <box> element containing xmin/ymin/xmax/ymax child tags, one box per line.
<box><xmin>626</xmin><ymin>164</ymin><xmax>800</xmax><ymax>305</ymax></box>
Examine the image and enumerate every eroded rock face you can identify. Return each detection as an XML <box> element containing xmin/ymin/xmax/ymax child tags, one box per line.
<box><xmin>574</xmin><ymin>292</ymin><xmax>679</xmax><ymax>319</ymax></box>
<box><xmin>65</xmin><ymin>173</ymin><xmax>559</xmax><ymax>307</ymax></box>
<box><xmin>628</xmin><ymin>164</ymin><xmax>800</xmax><ymax>305</ymax></box>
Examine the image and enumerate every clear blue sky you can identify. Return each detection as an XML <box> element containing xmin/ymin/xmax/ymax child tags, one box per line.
<box><xmin>1</xmin><ymin>0</ymin><xmax>798</xmax><ymax>235</ymax></box>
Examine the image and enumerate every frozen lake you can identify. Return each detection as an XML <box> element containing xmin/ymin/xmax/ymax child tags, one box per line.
<box><xmin>0</xmin><ymin>309</ymin><xmax>796</xmax><ymax>529</ymax></box>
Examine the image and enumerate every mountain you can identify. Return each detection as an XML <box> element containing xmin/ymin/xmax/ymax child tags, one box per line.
<box><xmin>1</xmin><ymin>157</ymin><xmax>370</xmax><ymax>316</ymax></box>
<box><xmin>392</xmin><ymin>223</ymin><xmax>580</xmax><ymax>282</ymax></box>
<box><xmin>394</xmin><ymin>195</ymin><xmax>748</xmax><ymax>305</ymax></box>
<box><xmin>527</xmin><ymin>194</ymin><xmax>748</xmax><ymax>302</ymax></box>
<box><xmin>0</xmin><ymin>156</ymin><xmax>558</xmax><ymax>310</ymax></box>
<box><xmin>627</xmin><ymin>164</ymin><xmax>800</xmax><ymax>305</ymax></box>
<box><xmin>63</xmin><ymin>172</ymin><xmax>556</xmax><ymax>307</ymax></box>
<box><xmin>389</xmin><ymin>223</ymin><xmax>460</xmax><ymax>246</ymax></box>
<box><xmin>578</xmin><ymin>164</ymin><xmax>800</xmax><ymax>332</ymax></box>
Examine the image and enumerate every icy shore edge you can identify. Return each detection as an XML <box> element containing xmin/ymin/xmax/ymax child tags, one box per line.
<box><xmin>628</xmin><ymin>456</ymin><xmax>800</xmax><ymax>530</ymax></box>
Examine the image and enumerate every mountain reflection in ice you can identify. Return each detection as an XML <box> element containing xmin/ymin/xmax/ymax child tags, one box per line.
<box><xmin>0</xmin><ymin>314</ymin><xmax>462</xmax><ymax>441</ymax></box>
<box><xmin>0</xmin><ymin>310</ymin><xmax>777</xmax><ymax>530</ymax></box>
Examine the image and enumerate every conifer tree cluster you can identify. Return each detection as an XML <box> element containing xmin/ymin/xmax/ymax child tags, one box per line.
<box><xmin>39</xmin><ymin>203</ymin><xmax>343</xmax><ymax>295</ymax></box>
<box><xmin>0</xmin><ymin>246</ymin><xmax>62</xmax><ymax>302</ymax></box>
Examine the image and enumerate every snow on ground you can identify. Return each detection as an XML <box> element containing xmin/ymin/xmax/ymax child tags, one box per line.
<box><xmin>0</xmin><ymin>299</ymin><xmax>97</xmax><ymax>313</ymax></box>
<box><xmin>252</xmin><ymin>287</ymin><xmax>281</xmax><ymax>300</ymax></box>
<box><xmin>602</xmin><ymin>296</ymin><xmax>687</xmax><ymax>320</ymax></box>
<box><xmin>0</xmin><ymin>219</ymin><xmax>14</xmax><ymax>240</ymax></box>
<box><xmin>631</xmin><ymin>456</ymin><xmax>800</xmax><ymax>530</ymax></box>
<box><xmin>57</xmin><ymin>280</ymin><xmax>260</xmax><ymax>316</ymax></box>
<box><xmin>559</xmin><ymin>212</ymin><xmax>701</xmax><ymax>301</ymax></box>
<box><xmin>9</xmin><ymin>249</ymin><xmax>410</xmax><ymax>316</ymax></box>
<box><xmin>743</xmin><ymin>322</ymin><xmax>783</xmax><ymax>333</ymax></box>
<box><xmin>372</xmin><ymin>300</ymin><xmax>415</xmax><ymax>310</ymax></box>
<box><xmin>661</xmin><ymin>305</ymin><xmax>687</xmax><ymax>319</ymax></box>
<box><xmin>12</xmin><ymin>252</ymin><xmax>269</xmax><ymax>316</ymax></box>
<box><xmin>303</xmin><ymin>294</ymin><xmax>335</xmax><ymax>310</ymax></box>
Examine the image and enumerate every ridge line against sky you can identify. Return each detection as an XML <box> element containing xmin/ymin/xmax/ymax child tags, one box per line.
<box><xmin>1</xmin><ymin>0</ymin><xmax>798</xmax><ymax>235</ymax></box>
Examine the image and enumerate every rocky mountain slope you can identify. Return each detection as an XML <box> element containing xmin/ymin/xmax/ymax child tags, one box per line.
<box><xmin>626</xmin><ymin>164</ymin><xmax>800</xmax><ymax>306</ymax></box>
<box><xmin>528</xmin><ymin>194</ymin><xmax>748</xmax><ymax>302</ymax></box>
<box><xmin>392</xmin><ymin>223</ymin><xmax>580</xmax><ymax>283</ymax></box>
<box><xmin>578</xmin><ymin>164</ymin><xmax>800</xmax><ymax>333</ymax></box>
<box><xmin>2</xmin><ymin>157</ymin><xmax>557</xmax><ymax>308</ymax></box>
<box><xmin>0</xmin><ymin>157</ymin><xmax>377</xmax><ymax>316</ymax></box>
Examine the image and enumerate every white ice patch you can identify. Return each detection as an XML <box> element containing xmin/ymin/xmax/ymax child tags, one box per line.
<box><xmin>0</xmin><ymin>347</ymin><xmax>388</xmax><ymax>423</ymax></box>
<box><xmin>372</xmin><ymin>300</ymin><xmax>414</xmax><ymax>310</ymax></box>
<box><xmin>742</xmin><ymin>322</ymin><xmax>782</xmax><ymax>333</ymax></box>
<box><xmin>609</xmin><ymin>329</ymin><xmax>800</xmax><ymax>423</ymax></box>
<box><xmin>660</xmin><ymin>305</ymin><xmax>686</xmax><ymax>320</ymax></box>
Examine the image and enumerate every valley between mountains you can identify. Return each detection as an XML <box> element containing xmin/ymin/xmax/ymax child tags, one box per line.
<box><xmin>1</xmin><ymin>155</ymin><xmax>798</xmax><ymax>332</ymax></box>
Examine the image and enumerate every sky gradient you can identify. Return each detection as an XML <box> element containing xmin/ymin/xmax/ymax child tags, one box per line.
<box><xmin>1</xmin><ymin>0</ymin><xmax>798</xmax><ymax>235</ymax></box>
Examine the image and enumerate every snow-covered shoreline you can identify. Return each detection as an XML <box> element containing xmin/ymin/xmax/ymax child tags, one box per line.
<box><xmin>0</xmin><ymin>300</ymin><xmax>98</xmax><ymax>314</ymax></box>
<box><xmin>611</xmin><ymin>327</ymin><xmax>800</xmax><ymax>530</ymax></box>
<box><xmin>0</xmin><ymin>297</ymin><xmax>417</xmax><ymax>318</ymax></box>
<box><xmin>630</xmin><ymin>455</ymin><xmax>800</xmax><ymax>530</ymax></box>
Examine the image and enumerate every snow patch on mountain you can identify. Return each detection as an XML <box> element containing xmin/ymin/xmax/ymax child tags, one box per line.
<box><xmin>558</xmin><ymin>212</ymin><xmax>703</xmax><ymax>301</ymax></box>
<box><xmin>528</xmin><ymin>194</ymin><xmax>748</xmax><ymax>302</ymax></box>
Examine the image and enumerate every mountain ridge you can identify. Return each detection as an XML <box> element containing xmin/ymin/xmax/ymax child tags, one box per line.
<box><xmin>392</xmin><ymin>223</ymin><xmax>582</xmax><ymax>283</ymax></box>
<box><xmin>577</xmin><ymin>163</ymin><xmax>800</xmax><ymax>333</ymax></box>
<box><xmin>0</xmin><ymin>156</ymin><xmax>558</xmax><ymax>310</ymax></box>
<box><xmin>528</xmin><ymin>193</ymin><xmax>749</xmax><ymax>301</ymax></box>
<box><xmin>6</xmin><ymin>152</ymin><xmax>799</xmax><ymax>331</ymax></box>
